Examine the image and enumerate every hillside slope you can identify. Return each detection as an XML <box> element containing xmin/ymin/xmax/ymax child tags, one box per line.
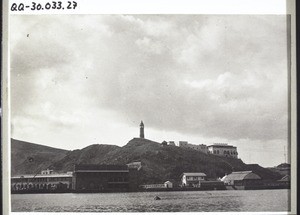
<box><xmin>97</xmin><ymin>138</ymin><xmax>281</xmax><ymax>183</ymax></box>
<box><xmin>50</xmin><ymin>144</ymin><xmax>120</xmax><ymax>171</ymax></box>
<box><xmin>11</xmin><ymin>138</ymin><xmax>68</xmax><ymax>175</ymax></box>
<box><xmin>11</xmin><ymin>138</ymin><xmax>281</xmax><ymax>183</ymax></box>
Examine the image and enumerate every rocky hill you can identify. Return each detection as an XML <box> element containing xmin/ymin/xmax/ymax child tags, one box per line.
<box><xmin>11</xmin><ymin>138</ymin><xmax>282</xmax><ymax>183</ymax></box>
<box><xmin>49</xmin><ymin>144</ymin><xmax>120</xmax><ymax>171</ymax></box>
<box><xmin>11</xmin><ymin>138</ymin><xmax>68</xmax><ymax>175</ymax></box>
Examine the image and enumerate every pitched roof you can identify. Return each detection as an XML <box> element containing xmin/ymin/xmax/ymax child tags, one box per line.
<box><xmin>278</xmin><ymin>175</ymin><xmax>290</xmax><ymax>181</ymax></box>
<box><xmin>182</xmin><ymin>172</ymin><xmax>207</xmax><ymax>177</ymax></box>
<box><xmin>223</xmin><ymin>171</ymin><xmax>261</xmax><ymax>181</ymax></box>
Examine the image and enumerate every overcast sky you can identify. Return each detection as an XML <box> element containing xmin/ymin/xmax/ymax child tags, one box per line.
<box><xmin>10</xmin><ymin>15</ymin><xmax>289</xmax><ymax>167</ymax></box>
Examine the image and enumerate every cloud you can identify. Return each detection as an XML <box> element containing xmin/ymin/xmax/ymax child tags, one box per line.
<box><xmin>79</xmin><ymin>15</ymin><xmax>288</xmax><ymax>141</ymax></box>
<box><xmin>10</xmin><ymin>15</ymin><xmax>289</xmax><ymax>164</ymax></box>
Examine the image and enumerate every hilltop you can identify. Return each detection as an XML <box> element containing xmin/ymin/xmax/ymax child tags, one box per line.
<box><xmin>11</xmin><ymin>138</ymin><xmax>282</xmax><ymax>183</ymax></box>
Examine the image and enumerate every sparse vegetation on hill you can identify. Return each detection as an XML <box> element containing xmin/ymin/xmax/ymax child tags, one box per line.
<box><xmin>11</xmin><ymin>138</ymin><xmax>282</xmax><ymax>183</ymax></box>
<box><xmin>50</xmin><ymin>144</ymin><xmax>120</xmax><ymax>171</ymax></box>
<box><xmin>11</xmin><ymin>138</ymin><xmax>68</xmax><ymax>175</ymax></box>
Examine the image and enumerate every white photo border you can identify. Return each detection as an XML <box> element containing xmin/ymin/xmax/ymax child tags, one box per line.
<box><xmin>2</xmin><ymin>0</ymin><xmax>297</xmax><ymax>214</ymax></box>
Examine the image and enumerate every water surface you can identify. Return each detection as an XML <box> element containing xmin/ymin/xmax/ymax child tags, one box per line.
<box><xmin>11</xmin><ymin>189</ymin><xmax>290</xmax><ymax>212</ymax></box>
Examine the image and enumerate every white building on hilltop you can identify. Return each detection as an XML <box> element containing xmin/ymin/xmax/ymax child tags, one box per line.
<box><xmin>168</xmin><ymin>141</ymin><xmax>176</xmax><ymax>146</ymax></box>
<box><xmin>168</xmin><ymin>141</ymin><xmax>238</xmax><ymax>158</ymax></box>
<box><xmin>169</xmin><ymin>141</ymin><xmax>208</xmax><ymax>154</ymax></box>
<box><xmin>207</xmin><ymin>143</ymin><xmax>238</xmax><ymax>158</ymax></box>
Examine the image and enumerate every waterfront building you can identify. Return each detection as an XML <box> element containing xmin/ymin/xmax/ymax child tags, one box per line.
<box><xmin>140</xmin><ymin>181</ymin><xmax>173</xmax><ymax>189</ymax></box>
<box><xmin>126</xmin><ymin>162</ymin><xmax>142</xmax><ymax>191</ymax></box>
<box><xmin>167</xmin><ymin>179</ymin><xmax>180</xmax><ymax>188</ymax></box>
<box><xmin>180</xmin><ymin>172</ymin><xmax>207</xmax><ymax>187</ymax></box>
<box><xmin>11</xmin><ymin>170</ymin><xmax>73</xmax><ymax>192</ymax></box>
<box><xmin>198</xmin><ymin>180</ymin><xmax>226</xmax><ymax>190</ymax></box>
<box><xmin>72</xmin><ymin>164</ymin><xmax>141</xmax><ymax>192</ymax></box>
<box><xmin>207</xmin><ymin>143</ymin><xmax>238</xmax><ymax>158</ymax></box>
<box><xmin>164</xmin><ymin>181</ymin><xmax>173</xmax><ymax>188</ymax></box>
<box><xmin>140</xmin><ymin>184</ymin><xmax>165</xmax><ymax>189</ymax></box>
<box><xmin>222</xmin><ymin>171</ymin><xmax>261</xmax><ymax>186</ymax></box>
<box><xmin>72</xmin><ymin>164</ymin><xmax>131</xmax><ymax>192</ymax></box>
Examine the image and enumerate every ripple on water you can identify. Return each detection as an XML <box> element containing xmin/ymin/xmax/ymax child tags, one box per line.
<box><xmin>11</xmin><ymin>189</ymin><xmax>289</xmax><ymax>212</ymax></box>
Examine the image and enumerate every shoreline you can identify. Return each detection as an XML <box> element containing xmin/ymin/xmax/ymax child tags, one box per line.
<box><xmin>11</xmin><ymin>186</ymin><xmax>290</xmax><ymax>194</ymax></box>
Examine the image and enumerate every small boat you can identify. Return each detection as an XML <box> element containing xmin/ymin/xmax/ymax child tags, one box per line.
<box><xmin>154</xmin><ymin>196</ymin><xmax>161</xmax><ymax>200</ymax></box>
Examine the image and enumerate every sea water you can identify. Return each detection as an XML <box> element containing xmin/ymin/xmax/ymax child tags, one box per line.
<box><xmin>11</xmin><ymin>189</ymin><xmax>290</xmax><ymax>212</ymax></box>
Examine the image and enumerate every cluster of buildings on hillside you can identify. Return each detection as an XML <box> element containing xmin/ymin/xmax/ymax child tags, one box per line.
<box><xmin>167</xmin><ymin>141</ymin><xmax>238</xmax><ymax>158</ymax></box>
<box><xmin>140</xmin><ymin>121</ymin><xmax>238</xmax><ymax>159</ymax></box>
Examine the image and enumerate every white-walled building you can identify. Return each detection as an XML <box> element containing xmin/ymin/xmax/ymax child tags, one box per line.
<box><xmin>168</xmin><ymin>141</ymin><xmax>238</xmax><ymax>157</ymax></box>
<box><xmin>11</xmin><ymin>171</ymin><xmax>73</xmax><ymax>191</ymax></box>
<box><xmin>170</xmin><ymin>141</ymin><xmax>208</xmax><ymax>154</ymax></box>
<box><xmin>168</xmin><ymin>141</ymin><xmax>176</xmax><ymax>146</ymax></box>
<box><xmin>181</xmin><ymin>172</ymin><xmax>207</xmax><ymax>187</ymax></box>
<box><xmin>178</xmin><ymin>141</ymin><xmax>189</xmax><ymax>147</ymax></box>
<box><xmin>164</xmin><ymin>181</ymin><xmax>173</xmax><ymax>188</ymax></box>
<box><xmin>140</xmin><ymin>181</ymin><xmax>173</xmax><ymax>189</ymax></box>
<box><xmin>222</xmin><ymin>171</ymin><xmax>261</xmax><ymax>186</ymax></box>
<box><xmin>186</xmin><ymin>144</ymin><xmax>208</xmax><ymax>154</ymax></box>
<box><xmin>41</xmin><ymin>169</ymin><xmax>54</xmax><ymax>175</ymax></box>
<box><xmin>140</xmin><ymin>184</ymin><xmax>165</xmax><ymax>189</ymax></box>
<box><xmin>207</xmin><ymin>143</ymin><xmax>238</xmax><ymax>158</ymax></box>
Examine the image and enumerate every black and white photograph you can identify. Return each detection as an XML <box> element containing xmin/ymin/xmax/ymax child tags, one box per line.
<box><xmin>4</xmin><ymin>0</ymin><xmax>296</xmax><ymax>214</ymax></box>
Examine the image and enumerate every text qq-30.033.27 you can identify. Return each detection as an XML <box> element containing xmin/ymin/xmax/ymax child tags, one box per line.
<box><xmin>11</xmin><ymin>1</ymin><xmax>78</xmax><ymax>12</ymax></box>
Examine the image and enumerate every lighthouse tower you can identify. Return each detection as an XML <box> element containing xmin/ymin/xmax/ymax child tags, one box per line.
<box><xmin>140</xmin><ymin>121</ymin><xmax>145</xmax><ymax>139</ymax></box>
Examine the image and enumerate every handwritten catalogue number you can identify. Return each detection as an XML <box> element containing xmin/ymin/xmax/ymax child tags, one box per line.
<box><xmin>11</xmin><ymin>1</ymin><xmax>78</xmax><ymax>11</ymax></box>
